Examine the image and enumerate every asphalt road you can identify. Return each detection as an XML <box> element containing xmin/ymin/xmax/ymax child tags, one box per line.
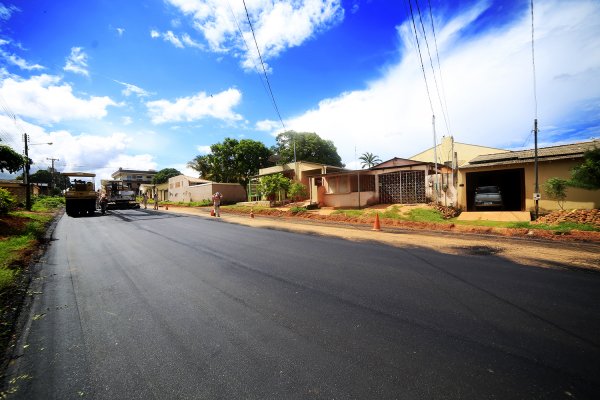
<box><xmin>4</xmin><ymin>209</ymin><xmax>600</xmax><ymax>399</ymax></box>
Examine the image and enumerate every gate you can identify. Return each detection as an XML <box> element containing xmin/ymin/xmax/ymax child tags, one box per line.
<box><xmin>379</xmin><ymin>170</ymin><xmax>426</xmax><ymax>204</ymax></box>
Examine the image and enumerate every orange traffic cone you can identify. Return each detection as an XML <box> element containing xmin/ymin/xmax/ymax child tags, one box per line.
<box><xmin>165</xmin><ymin>204</ymin><xmax>169</xmax><ymax>210</ymax></box>
<box><xmin>250</xmin><ymin>209</ymin><xmax>254</xmax><ymax>218</ymax></box>
<box><xmin>372</xmin><ymin>212</ymin><xmax>381</xmax><ymax>231</ymax></box>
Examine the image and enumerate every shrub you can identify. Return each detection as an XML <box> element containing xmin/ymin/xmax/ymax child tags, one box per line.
<box><xmin>0</xmin><ymin>188</ymin><xmax>16</xmax><ymax>215</ymax></box>
<box><xmin>31</xmin><ymin>196</ymin><xmax>65</xmax><ymax>212</ymax></box>
<box><xmin>288</xmin><ymin>182</ymin><xmax>307</xmax><ymax>201</ymax></box>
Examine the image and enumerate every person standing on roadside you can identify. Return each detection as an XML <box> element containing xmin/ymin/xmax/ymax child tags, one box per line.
<box><xmin>154</xmin><ymin>191</ymin><xmax>159</xmax><ymax>210</ymax></box>
<box><xmin>142</xmin><ymin>192</ymin><xmax>148</xmax><ymax>209</ymax></box>
<box><xmin>212</xmin><ymin>191</ymin><xmax>222</xmax><ymax>217</ymax></box>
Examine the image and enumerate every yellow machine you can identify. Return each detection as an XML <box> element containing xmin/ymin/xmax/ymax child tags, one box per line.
<box><xmin>62</xmin><ymin>172</ymin><xmax>97</xmax><ymax>216</ymax></box>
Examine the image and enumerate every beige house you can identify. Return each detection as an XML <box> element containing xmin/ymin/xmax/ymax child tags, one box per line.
<box><xmin>139</xmin><ymin>183</ymin><xmax>169</xmax><ymax>202</ymax></box>
<box><xmin>252</xmin><ymin>161</ymin><xmax>345</xmax><ymax>202</ymax></box>
<box><xmin>168</xmin><ymin>175</ymin><xmax>246</xmax><ymax>203</ymax></box>
<box><xmin>458</xmin><ymin>139</ymin><xmax>600</xmax><ymax>211</ymax></box>
<box><xmin>410</xmin><ymin>136</ymin><xmax>507</xmax><ymax>167</ymax></box>
<box><xmin>312</xmin><ymin>158</ymin><xmax>451</xmax><ymax>208</ymax></box>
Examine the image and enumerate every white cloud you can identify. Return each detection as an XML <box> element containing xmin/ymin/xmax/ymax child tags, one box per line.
<box><xmin>114</xmin><ymin>80</ymin><xmax>153</xmax><ymax>97</ymax></box>
<box><xmin>196</xmin><ymin>145</ymin><xmax>212</xmax><ymax>154</ymax></box>
<box><xmin>116</xmin><ymin>27</ymin><xmax>125</xmax><ymax>36</ymax></box>
<box><xmin>0</xmin><ymin>3</ymin><xmax>19</xmax><ymax>20</ymax></box>
<box><xmin>181</xmin><ymin>33</ymin><xmax>204</xmax><ymax>49</ymax></box>
<box><xmin>0</xmin><ymin>39</ymin><xmax>44</xmax><ymax>71</ymax></box>
<box><xmin>163</xmin><ymin>31</ymin><xmax>184</xmax><ymax>48</ymax></box>
<box><xmin>63</xmin><ymin>47</ymin><xmax>89</xmax><ymax>76</ymax></box>
<box><xmin>146</xmin><ymin>88</ymin><xmax>243</xmax><ymax>124</ymax></box>
<box><xmin>150</xmin><ymin>30</ymin><xmax>160</xmax><ymax>38</ymax></box>
<box><xmin>255</xmin><ymin>119</ymin><xmax>280</xmax><ymax>131</ymax></box>
<box><xmin>165</xmin><ymin>0</ymin><xmax>344</xmax><ymax>70</ymax></box>
<box><xmin>0</xmin><ymin>114</ymin><xmax>156</xmax><ymax>182</ymax></box>
<box><xmin>278</xmin><ymin>0</ymin><xmax>600</xmax><ymax>166</ymax></box>
<box><xmin>0</xmin><ymin>74</ymin><xmax>117</xmax><ymax>124</ymax></box>
<box><xmin>122</xmin><ymin>116</ymin><xmax>133</xmax><ymax>125</ymax></box>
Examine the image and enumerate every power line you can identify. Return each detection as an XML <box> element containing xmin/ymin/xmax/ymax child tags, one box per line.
<box><xmin>225</xmin><ymin>0</ymin><xmax>273</xmax><ymax>105</ymax></box>
<box><xmin>426</xmin><ymin>0</ymin><xmax>452</xmax><ymax>135</ymax></box>
<box><xmin>407</xmin><ymin>0</ymin><xmax>434</xmax><ymax>114</ymax></box>
<box><xmin>241</xmin><ymin>0</ymin><xmax>286</xmax><ymax>131</ymax></box>
<box><xmin>414</xmin><ymin>0</ymin><xmax>450</xmax><ymax>136</ymax></box>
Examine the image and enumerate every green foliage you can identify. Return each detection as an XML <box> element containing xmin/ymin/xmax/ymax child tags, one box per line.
<box><xmin>332</xmin><ymin>209</ymin><xmax>364</xmax><ymax>218</ymax></box>
<box><xmin>288</xmin><ymin>182</ymin><xmax>308</xmax><ymax>201</ymax></box>
<box><xmin>187</xmin><ymin>138</ymin><xmax>272</xmax><ymax>188</ymax></box>
<box><xmin>0</xmin><ymin>145</ymin><xmax>25</xmax><ymax>174</ymax></box>
<box><xmin>258</xmin><ymin>173</ymin><xmax>290</xmax><ymax>199</ymax></box>
<box><xmin>273</xmin><ymin>131</ymin><xmax>344</xmax><ymax>167</ymax></box>
<box><xmin>289</xmin><ymin>206</ymin><xmax>307</xmax><ymax>214</ymax></box>
<box><xmin>0</xmin><ymin>188</ymin><xmax>17</xmax><ymax>215</ymax></box>
<box><xmin>569</xmin><ymin>147</ymin><xmax>600</xmax><ymax>190</ymax></box>
<box><xmin>29</xmin><ymin>169</ymin><xmax>52</xmax><ymax>184</ymax></box>
<box><xmin>359</xmin><ymin>152</ymin><xmax>382</xmax><ymax>169</ymax></box>
<box><xmin>406</xmin><ymin>208</ymin><xmax>445</xmax><ymax>222</ymax></box>
<box><xmin>31</xmin><ymin>196</ymin><xmax>65</xmax><ymax>212</ymax></box>
<box><xmin>152</xmin><ymin>168</ymin><xmax>181</xmax><ymax>184</ymax></box>
<box><xmin>543</xmin><ymin>177</ymin><xmax>569</xmax><ymax>209</ymax></box>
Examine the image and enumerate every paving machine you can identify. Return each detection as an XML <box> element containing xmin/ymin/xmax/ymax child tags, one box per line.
<box><xmin>62</xmin><ymin>172</ymin><xmax>98</xmax><ymax>216</ymax></box>
<box><xmin>100</xmin><ymin>179</ymin><xmax>140</xmax><ymax>210</ymax></box>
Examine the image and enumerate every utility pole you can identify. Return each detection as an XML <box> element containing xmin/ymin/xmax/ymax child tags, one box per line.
<box><xmin>432</xmin><ymin>115</ymin><xmax>439</xmax><ymax>204</ymax></box>
<box><xmin>23</xmin><ymin>133</ymin><xmax>31</xmax><ymax>210</ymax></box>
<box><xmin>47</xmin><ymin>157</ymin><xmax>59</xmax><ymax>192</ymax></box>
<box><xmin>534</xmin><ymin>118</ymin><xmax>539</xmax><ymax>220</ymax></box>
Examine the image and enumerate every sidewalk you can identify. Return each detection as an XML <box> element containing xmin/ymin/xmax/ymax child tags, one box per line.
<box><xmin>157</xmin><ymin>205</ymin><xmax>600</xmax><ymax>272</ymax></box>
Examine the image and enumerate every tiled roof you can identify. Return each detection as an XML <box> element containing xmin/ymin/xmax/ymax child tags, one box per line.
<box><xmin>461</xmin><ymin>140</ymin><xmax>599</xmax><ymax>169</ymax></box>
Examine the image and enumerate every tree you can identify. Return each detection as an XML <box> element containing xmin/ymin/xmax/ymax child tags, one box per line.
<box><xmin>569</xmin><ymin>147</ymin><xmax>600</xmax><ymax>190</ymax></box>
<box><xmin>152</xmin><ymin>168</ymin><xmax>181</xmax><ymax>184</ymax></box>
<box><xmin>187</xmin><ymin>138</ymin><xmax>272</xmax><ymax>189</ymax></box>
<box><xmin>359</xmin><ymin>152</ymin><xmax>381</xmax><ymax>169</ymax></box>
<box><xmin>235</xmin><ymin>139</ymin><xmax>272</xmax><ymax>189</ymax></box>
<box><xmin>29</xmin><ymin>169</ymin><xmax>53</xmax><ymax>184</ymax></box>
<box><xmin>273</xmin><ymin>131</ymin><xmax>344</xmax><ymax>167</ymax></box>
<box><xmin>187</xmin><ymin>155</ymin><xmax>214</xmax><ymax>180</ymax></box>
<box><xmin>0</xmin><ymin>145</ymin><xmax>25</xmax><ymax>174</ymax></box>
<box><xmin>288</xmin><ymin>181</ymin><xmax>307</xmax><ymax>201</ymax></box>
<box><xmin>543</xmin><ymin>177</ymin><xmax>569</xmax><ymax>210</ymax></box>
<box><xmin>258</xmin><ymin>173</ymin><xmax>290</xmax><ymax>202</ymax></box>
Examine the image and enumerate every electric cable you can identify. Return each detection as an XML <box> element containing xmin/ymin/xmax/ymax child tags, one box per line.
<box><xmin>407</xmin><ymin>0</ymin><xmax>434</xmax><ymax>115</ymax></box>
<box><xmin>241</xmin><ymin>0</ymin><xmax>286</xmax><ymax>130</ymax></box>
<box><xmin>426</xmin><ymin>0</ymin><xmax>452</xmax><ymax>135</ymax></box>
<box><xmin>414</xmin><ymin>0</ymin><xmax>450</xmax><ymax>136</ymax></box>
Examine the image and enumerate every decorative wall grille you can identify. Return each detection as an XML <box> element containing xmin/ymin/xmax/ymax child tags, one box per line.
<box><xmin>379</xmin><ymin>171</ymin><xmax>426</xmax><ymax>204</ymax></box>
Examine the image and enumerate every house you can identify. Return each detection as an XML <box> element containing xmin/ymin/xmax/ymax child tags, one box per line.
<box><xmin>410</xmin><ymin>136</ymin><xmax>507</xmax><ymax>168</ymax></box>
<box><xmin>311</xmin><ymin>158</ymin><xmax>451</xmax><ymax>208</ymax></box>
<box><xmin>139</xmin><ymin>183</ymin><xmax>169</xmax><ymax>202</ymax></box>
<box><xmin>252</xmin><ymin>161</ymin><xmax>345</xmax><ymax>202</ymax></box>
<box><xmin>111</xmin><ymin>168</ymin><xmax>157</xmax><ymax>194</ymax></box>
<box><xmin>167</xmin><ymin>175</ymin><xmax>246</xmax><ymax>203</ymax></box>
<box><xmin>458</xmin><ymin>139</ymin><xmax>600</xmax><ymax>211</ymax></box>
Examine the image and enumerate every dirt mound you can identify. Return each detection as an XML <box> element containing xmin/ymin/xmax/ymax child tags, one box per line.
<box><xmin>534</xmin><ymin>209</ymin><xmax>600</xmax><ymax>227</ymax></box>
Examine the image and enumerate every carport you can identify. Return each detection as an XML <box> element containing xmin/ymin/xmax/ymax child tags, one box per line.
<box><xmin>464</xmin><ymin>168</ymin><xmax>525</xmax><ymax>211</ymax></box>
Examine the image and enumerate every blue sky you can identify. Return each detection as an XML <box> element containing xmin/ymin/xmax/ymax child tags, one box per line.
<box><xmin>0</xmin><ymin>0</ymin><xmax>599</xmax><ymax>181</ymax></box>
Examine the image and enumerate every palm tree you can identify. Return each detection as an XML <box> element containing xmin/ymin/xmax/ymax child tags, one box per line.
<box><xmin>359</xmin><ymin>152</ymin><xmax>382</xmax><ymax>169</ymax></box>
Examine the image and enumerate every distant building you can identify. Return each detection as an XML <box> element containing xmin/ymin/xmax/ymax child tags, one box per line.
<box><xmin>168</xmin><ymin>175</ymin><xmax>247</xmax><ymax>203</ymax></box>
<box><xmin>110</xmin><ymin>168</ymin><xmax>157</xmax><ymax>194</ymax></box>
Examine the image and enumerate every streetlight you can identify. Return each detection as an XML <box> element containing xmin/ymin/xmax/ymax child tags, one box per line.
<box><xmin>23</xmin><ymin>133</ymin><xmax>53</xmax><ymax>210</ymax></box>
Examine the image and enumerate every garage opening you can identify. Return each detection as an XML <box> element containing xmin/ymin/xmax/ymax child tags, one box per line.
<box><xmin>465</xmin><ymin>168</ymin><xmax>525</xmax><ymax>211</ymax></box>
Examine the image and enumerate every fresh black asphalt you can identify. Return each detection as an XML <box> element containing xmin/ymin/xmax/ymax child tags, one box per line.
<box><xmin>4</xmin><ymin>209</ymin><xmax>600</xmax><ymax>399</ymax></box>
